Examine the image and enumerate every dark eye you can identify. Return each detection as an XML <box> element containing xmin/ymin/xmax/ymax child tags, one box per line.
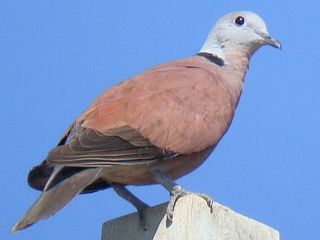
<box><xmin>235</xmin><ymin>16</ymin><xmax>245</xmax><ymax>26</ymax></box>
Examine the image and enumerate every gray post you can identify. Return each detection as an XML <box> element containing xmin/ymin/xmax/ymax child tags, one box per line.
<box><xmin>102</xmin><ymin>194</ymin><xmax>279</xmax><ymax>240</ymax></box>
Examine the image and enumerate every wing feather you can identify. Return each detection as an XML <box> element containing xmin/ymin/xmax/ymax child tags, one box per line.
<box><xmin>46</xmin><ymin>125</ymin><xmax>174</xmax><ymax>168</ymax></box>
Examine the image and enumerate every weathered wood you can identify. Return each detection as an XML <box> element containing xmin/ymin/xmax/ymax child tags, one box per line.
<box><xmin>102</xmin><ymin>194</ymin><xmax>279</xmax><ymax>240</ymax></box>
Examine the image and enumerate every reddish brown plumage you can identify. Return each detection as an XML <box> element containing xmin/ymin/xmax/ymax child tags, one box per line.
<box><xmin>40</xmin><ymin>55</ymin><xmax>246</xmax><ymax>186</ymax></box>
<box><xmin>79</xmin><ymin>56</ymin><xmax>242</xmax><ymax>154</ymax></box>
<box><xmin>11</xmin><ymin>10</ymin><xmax>280</xmax><ymax>232</ymax></box>
<box><xmin>29</xmin><ymin>54</ymin><xmax>248</xmax><ymax>188</ymax></box>
<box><xmin>12</xmin><ymin>54</ymin><xmax>248</xmax><ymax>232</ymax></box>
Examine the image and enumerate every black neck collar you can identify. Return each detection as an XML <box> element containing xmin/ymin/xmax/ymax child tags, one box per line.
<box><xmin>196</xmin><ymin>52</ymin><xmax>224</xmax><ymax>67</ymax></box>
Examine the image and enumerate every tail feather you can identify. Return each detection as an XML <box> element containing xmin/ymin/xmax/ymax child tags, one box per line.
<box><xmin>11</xmin><ymin>167</ymin><xmax>102</xmax><ymax>232</ymax></box>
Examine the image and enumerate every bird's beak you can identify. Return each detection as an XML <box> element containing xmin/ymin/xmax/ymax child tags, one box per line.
<box><xmin>258</xmin><ymin>32</ymin><xmax>281</xmax><ymax>49</ymax></box>
<box><xmin>263</xmin><ymin>35</ymin><xmax>281</xmax><ymax>49</ymax></box>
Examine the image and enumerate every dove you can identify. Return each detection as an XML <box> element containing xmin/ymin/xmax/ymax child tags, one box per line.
<box><xmin>11</xmin><ymin>11</ymin><xmax>280</xmax><ymax>232</ymax></box>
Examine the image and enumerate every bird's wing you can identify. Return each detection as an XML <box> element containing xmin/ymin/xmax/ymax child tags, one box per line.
<box><xmin>46</xmin><ymin>125</ymin><xmax>174</xmax><ymax>167</ymax></box>
<box><xmin>47</xmin><ymin>57</ymin><xmax>233</xmax><ymax>167</ymax></box>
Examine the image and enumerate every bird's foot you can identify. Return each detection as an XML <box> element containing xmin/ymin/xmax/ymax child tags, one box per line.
<box><xmin>137</xmin><ymin>203</ymin><xmax>150</xmax><ymax>231</ymax></box>
<box><xmin>166</xmin><ymin>185</ymin><xmax>214</xmax><ymax>226</ymax></box>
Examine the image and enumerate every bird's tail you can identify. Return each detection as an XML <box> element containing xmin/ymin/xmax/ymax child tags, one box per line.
<box><xmin>10</xmin><ymin>167</ymin><xmax>102</xmax><ymax>232</ymax></box>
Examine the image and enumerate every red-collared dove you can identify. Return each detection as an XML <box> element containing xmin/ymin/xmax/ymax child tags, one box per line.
<box><xmin>11</xmin><ymin>11</ymin><xmax>280</xmax><ymax>232</ymax></box>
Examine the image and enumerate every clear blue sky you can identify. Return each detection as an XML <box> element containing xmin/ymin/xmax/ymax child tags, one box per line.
<box><xmin>1</xmin><ymin>1</ymin><xmax>319</xmax><ymax>239</ymax></box>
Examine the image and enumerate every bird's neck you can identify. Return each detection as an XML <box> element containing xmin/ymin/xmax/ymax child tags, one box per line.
<box><xmin>200</xmin><ymin>38</ymin><xmax>226</xmax><ymax>61</ymax></box>
<box><xmin>223</xmin><ymin>48</ymin><xmax>250</xmax><ymax>80</ymax></box>
<box><xmin>201</xmin><ymin>41</ymin><xmax>250</xmax><ymax>71</ymax></box>
<box><xmin>198</xmin><ymin>47</ymin><xmax>250</xmax><ymax>101</ymax></box>
<box><xmin>201</xmin><ymin>39</ymin><xmax>252</xmax><ymax>77</ymax></box>
<box><xmin>223</xmin><ymin>49</ymin><xmax>250</xmax><ymax>106</ymax></box>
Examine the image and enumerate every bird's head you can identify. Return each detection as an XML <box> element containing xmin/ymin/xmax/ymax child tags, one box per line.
<box><xmin>200</xmin><ymin>11</ymin><xmax>281</xmax><ymax>61</ymax></box>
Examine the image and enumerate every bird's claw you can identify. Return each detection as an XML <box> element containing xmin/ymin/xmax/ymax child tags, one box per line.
<box><xmin>166</xmin><ymin>185</ymin><xmax>187</xmax><ymax>224</ymax></box>
<box><xmin>196</xmin><ymin>192</ymin><xmax>214</xmax><ymax>212</ymax></box>
<box><xmin>166</xmin><ymin>185</ymin><xmax>214</xmax><ymax>225</ymax></box>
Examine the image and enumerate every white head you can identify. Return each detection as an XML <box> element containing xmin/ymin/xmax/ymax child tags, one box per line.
<box><xmin>200</xmin><ymin>11</ymin><xmax>281</xmax><ymax>61</ymax></box>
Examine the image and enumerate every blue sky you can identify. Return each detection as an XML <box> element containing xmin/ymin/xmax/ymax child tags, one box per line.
<box><xmin>1</xmin><ymin>1</ymin><xmax>319</xmax><ymax>239</ymax></box>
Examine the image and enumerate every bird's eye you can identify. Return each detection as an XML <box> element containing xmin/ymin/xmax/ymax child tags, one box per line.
<box><xmin>235</xmin><ymin>16</ymin><xmax>245</xmax><ymax>26</ymax></box>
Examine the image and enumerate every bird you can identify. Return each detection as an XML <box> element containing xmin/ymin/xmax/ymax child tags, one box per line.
<box><xmin>11</xmin><ymin>11</ymin><xmax>281</xmax><ymax>232</ymax></box>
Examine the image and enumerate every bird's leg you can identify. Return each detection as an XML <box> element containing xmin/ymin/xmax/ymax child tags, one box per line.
<box><xmin>152</xmin><ymin>170</ymin><xmax>213</xmax><ymax>225</ymax></box>
<box><xmin>111</xmin><ymin>183</ymin><xmax>149</xmax><ymax>230</ymax></box>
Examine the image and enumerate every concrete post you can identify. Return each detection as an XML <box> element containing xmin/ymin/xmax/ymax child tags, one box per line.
<box><xmin>102</xmin><ymin>194</ymin><xmax>279</xmax><ymax>240</ymax></box>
